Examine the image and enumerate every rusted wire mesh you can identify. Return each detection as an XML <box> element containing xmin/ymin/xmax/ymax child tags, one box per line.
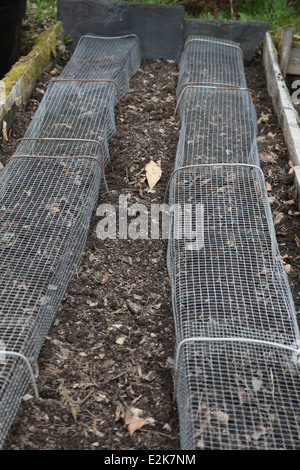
<box><xmin>168</xmin><ymin>36</ymin><xmax>300</xmax><ymax>450</ymax></box>
<box><xmin>0</xmin><ymin>34</ymin><xmax>142</xmax><ymax>449</ymax></box>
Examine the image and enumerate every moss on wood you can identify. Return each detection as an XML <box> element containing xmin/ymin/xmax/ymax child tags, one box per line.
<box><xmin>2</xmin><ymin>22</ymin><xmax>63</xmax><ymax>99</ymax></box>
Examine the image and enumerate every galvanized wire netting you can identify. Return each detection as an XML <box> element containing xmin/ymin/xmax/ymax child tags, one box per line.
<box><xmin>175</xmin><ymin>87</ymin><xmax>258</xmax><ymax>167</ymax></box>
<box><xmin>176</xmin><ymin>338</ymin><xmax>300</xmax><ymax>450</ymax></box>
<box><xmin>0</xmin><ymin>34</ymin><xmax>142</xmax><ymax>449</ymax></box>
<box><xmin>177</xmin><ymin>35</ymin><xmax>247</xmax><ymax>98</ymax></box>
<box><xmin>168</xmin><ymin>36</ymin><xmax>300</xmax><ymax>449</ymax></box>
<box><xmin>60</xmin><ymin>34</ymin><xmax>144</xmax><ymax>98</ymax></box>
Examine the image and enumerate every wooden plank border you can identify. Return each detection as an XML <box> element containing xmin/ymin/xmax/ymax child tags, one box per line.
<box><xmin>263</xmin><ymin>32</ymin><xmax>300</xmax><ymax>208</ymax></box>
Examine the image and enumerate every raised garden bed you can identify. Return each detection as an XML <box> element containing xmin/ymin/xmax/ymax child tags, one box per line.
<box><xmin>0</xmin><ymin>45</ymin><xmax>299</xmax><ymax>449</ymax></box>
<box><xmin>0</xmin><ymin>0</ymin><xmax>299</xmax><ymax>452</ymax></box>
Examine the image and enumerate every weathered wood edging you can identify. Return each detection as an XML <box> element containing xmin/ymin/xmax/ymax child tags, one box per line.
<box><xmin>263</xmin><ymin>32</ymin><xmax>300</xmax><ymax>208</ymax></box>
<box><xmin>0</xmin><ymin>22</ymin><xmax>64</xmax><ymax>133</ymax></box>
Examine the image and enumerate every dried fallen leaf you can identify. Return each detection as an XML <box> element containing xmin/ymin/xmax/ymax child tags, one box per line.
<box><xmin>115</xmin><ymin>403</ymin><xmax>125</xmax><ymax>422</ymax></box>
<box><xmin>236</xmin><ymin>388</ymin><xmax>248</xmax><ymax>405</ymax></box>
<box><xmin>254</xmin><ymin>180</ymin><xmax>261</xmax><ymax>197</ymax></box>
<box><xmin>116</xmin><ymin>336</ymin><xmax>125</xmax><ymax>345</ymax></box>
<box><xmin>133</xmin><ymin>294</ymin><xmax>143</xmax><ymax>301</ymax></box>
<box><xmin>57</xmin><ymin>384</ymin><xmax>80</xmax><ymax>421</ymax></box>
<box><xmin>284</xmin><ymin>264</ymin><xmax>292</xmax><ymax>273</ymax></box>
<box><xmin>92</xmin><ymin>419</ymin><xmax>98</xmax><ymax>433</ymax></box>
<box><xmin>283</xmin><ymin>199</ymin><xmax>295</xmax><ymax>205</ymax></box>
<box><xmin>252</xmin><ymin>377</ymin><xmax>263</xmax><ymax>392</ymax></box>
<box><xmin>214</xmin><ymin>410</ymin><xmax>229</xmax><ymax>424</ymax></box>
<box><xmin>17</xmin><ymin>283</ymin><xmax>27</xmax><ymax>289</ymax></box>
<box><xmin>196</xmin><ymin>409</ymin><xmax>212</xmax><ymax>435</ymax></box>
<box><xmin>124</xmin><ymin>407</ymin><xmax>150</xmax><ymax>435</ymax></box>
<box><xmin>45</xmin><ymin>203</ymin><xmax>60</xmax><ymax>214</ymax></box>
<box><xmin>34</xmin><ymin>361</ymin><xmax>39</xmax><ymax>379</ymax></box>
<box><xmin>250</xmin><ymin>426</ymin><xmax>267</xmax><ymax>441</ymax></box>
<box><xmin>145</xmin><ymin>159</ymin><xmax>162</xmax><ymax>189</ymax></box>
<box><xmin>54</xmin><ymin>123</ymin><xmax>73</xmax><ymax>130</ymax></box>
<box><xmin>265</xmin><ymin>181</ymin><xmax>272</xmax><ymax>191</ymax></box>
<box><xmin>126</xmin><ymin>298</ymin><xmax>142</xmax><ymax>315</ymax></box>
<box><xmin>273</xmin><ymin>212</ymin><xmax>285</xmax><ymax>225</ymax></box>
<box><xmin>2</xmin><ymin>121</ymin><xmax>8</xmax><ymax>142</ymax></box>
<box><xmin>260</xmin><ymin>152</ymin><xmax>277</xmax><ymax>164</ymax></box>
<box><xmin>101</xmin><ymin>272</ymin><xmax>110</xmax><ymax>285</ymax></box>
<box><xmin>260</xmin><ymin>266</ymin><xmax>270</xmax><ymax>275</ymax></box>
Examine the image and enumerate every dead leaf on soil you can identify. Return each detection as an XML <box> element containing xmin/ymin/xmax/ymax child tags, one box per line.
<box><xmin>260</xmin><ymin>152</ymin><xmax>277</xmax><ymax>164</ymax></box>
<box><xmin>115</xmin><ymin>403</ymin><xmax>125</xmax><ymax>422</ymax></box>
<box><xmin>145</xmin><ymin>159</ymin><xmax>162</xmax><ymax>189</ymax></box>
<box><xmin>288</xmin><ymin>160</ymin><xmax>294</xmax><ymax>174</ymax></box>
<box><xmin>260</xmin><ymin>266</ymin><xmax>270</xmax><ymax>275</ymax></box>
<box><xmin>126</xmin><ymin>298</ymin><xmax>143</xmax><ymax>315</ymax></box>
<box><xmin>53</xmin><ymin>123</ymin><xmax>73</xmax><ymax>130</ymax></box>
<box><xmin>214</xmin><ymin>410</ymin><xmax>229</xmax><ymax>424</ymax></box>
<box><xmin>116</xmin><ymin>336</ymin><xmax>125</xmax><ymax>345</ymax></box>
<box><xmin>101</xmin><ymin>272</ymin><xmax>110</xmax><ymax>285</ymax></box>
<box><xmin>73</xmin><ymin>382</ymin><xmax>94</xmax><ymax>390</ymax></box>
<box><xmin>254</xmin><ymin>180</ymin><xmax>261</xmax><ymax>196</ymax></box>
<box><xmin>284</xmin><ymin>264</ymin><xmax>292</xmax><ymax>273</ymax></box>
<box><xmin>265</xmin><ymin>181</ymin><xmax>272</xmax><ymax>192</ymax></box>
<box><xmin>45</xmin><ymin>203</ymin><xmax>60</xmax><ymax>214</ymax></box>
<box><xmin>124</xmin><ymin>407</ymin><xmax>150</xmax><ymax>435</ymax></box>
<box><xmin>2</xmin><ymin>121</ymin><xmax>8</xmax><ymax>142</ymax></box>
<box><xmin>283</xmin><ymin>199</ymin><xmax>295</xmax><ymax>205</ymax></box>
<box><xmin>57</xmin><ymin>383</ymin><xmax>80</xmax><ymax>421</ymax></box>
<box><xmin>250</xmin><ymin>425</ymin><xmax>267</xmax><ymax>441</ymax></box>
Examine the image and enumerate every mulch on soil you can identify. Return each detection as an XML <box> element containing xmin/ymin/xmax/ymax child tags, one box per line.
<box><xmin>1</xmin><ymin>49</ymin><xmax>300</xmax><ymax>450</ymax></box>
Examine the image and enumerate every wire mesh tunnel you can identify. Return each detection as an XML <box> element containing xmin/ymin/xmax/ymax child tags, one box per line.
<box><xmin>175</xmin><ymin>87</ymin><xmax>258</xmax><ymax>167</ymax></box>
<box><xmin>0</xmin><ymin>34</ymin><xmax>143</xmax><ymax>449</ymax></box>
<box><xmin>168</xmin><ymin>36</ymin><xmax>300</xmax><ymax>449</ymax></box>
<box><xmin>177</xmin><ymin>35</ymin><xmax>247</xmax><ymax>98</ymax></box>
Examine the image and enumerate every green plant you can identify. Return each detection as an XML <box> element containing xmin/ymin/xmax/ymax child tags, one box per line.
<box><xmin>237</xmin><ymin>0</ymin><xmax>300</xmax><ymax>36</ymax></box>
<box><xmin>64</xmin><ymin>33</ymin><xmax>72</xmax><ymax>46</ymax></box>
<box><xmin>27</xmin><ymin>0</ymin><xmax>57</xmax><ymax>26</ymax></box>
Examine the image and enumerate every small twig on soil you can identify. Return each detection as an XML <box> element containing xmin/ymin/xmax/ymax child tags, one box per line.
<box><xmin>102</xmin><ymin>370</ymin><xmax>127</xmax><ymax>384</ymax></box>
<box><xmin>80</xmin><ymin>388</ymin><xmax>95</xmax><ymax>405</ymax></box>
<box><xmin>139</xmin><ymin>428</ymin><xmax>179</xmax><ymax>440</ymax></box>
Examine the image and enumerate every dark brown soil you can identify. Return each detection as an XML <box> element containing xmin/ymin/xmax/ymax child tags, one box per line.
<box><xmin>1</xmin><ymin>51</ymin><xmax>300</xmax><ymax>450</ymax></box>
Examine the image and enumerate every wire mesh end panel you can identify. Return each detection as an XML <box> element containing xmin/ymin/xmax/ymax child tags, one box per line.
<box><xmin>0</xmin><ymin>34</ymin><xmax>143</xmax><ymax>449</ymax></box>
<box><xmin>175</xmin><ymin>337</ymin><xmax>300</xmax><ymax>450</ymax></box>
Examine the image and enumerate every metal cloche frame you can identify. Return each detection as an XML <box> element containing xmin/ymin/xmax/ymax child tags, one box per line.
<box><xmin>168</xmin><ymin>35</ymin><xmax>300</xmax><ymax>450</ymax></box>
<box><xmin>0</xmin><ymin>34</ymin><xmax>143</xmax><ymax>449</ymax></box>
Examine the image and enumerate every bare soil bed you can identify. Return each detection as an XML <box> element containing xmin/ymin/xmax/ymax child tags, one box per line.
<box><xmin>1</xmin><ymin>50</ymin><xmax>300</xmax><ymax>450</ymax></box>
